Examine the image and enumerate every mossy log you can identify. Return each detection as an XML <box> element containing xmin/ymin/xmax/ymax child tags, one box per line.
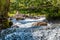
<box><xmin>0</xmin><ymin>0</ymin><xmax>10</xmax><ymax>29</ymax></box>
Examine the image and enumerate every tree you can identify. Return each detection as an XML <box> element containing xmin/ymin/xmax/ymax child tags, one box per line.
<box><xmin>0</xmin><ymin>0</ymin><xmax>10</xmax><ymax>29</ymax></box>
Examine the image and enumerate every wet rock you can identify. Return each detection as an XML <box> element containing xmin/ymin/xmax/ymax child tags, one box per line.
<box><xmin>9</xmin><ymin>17</ymin><xmax>13</xmax><ymax>20</ymax></box>
<box><xmin>11</xmin><ymin>25</ymin><xmax>19</xmax><ymax>28</ymax></box>
<box><xmin>9</xmin><ymin>21</ymin><xmax>13</xmax><ymax>27</ymax></box>
<box><xmin>13</xmin><ymin>11</ymin><xmax>25</xmax><ymax>20</ymax></box>
<box><xmin>16</xmin><ymin>17</ymin><xmax>25</xmax><ymax>20</ymax></box>
<box><xmin>43</xmin><ymin>20</ymin><xmax>48</xmax><ymax>22</ymax></box>
<box><xmin>32</xmin><ymin>22</ymin><xmax>47</xmax><ymax>26</ymax></box>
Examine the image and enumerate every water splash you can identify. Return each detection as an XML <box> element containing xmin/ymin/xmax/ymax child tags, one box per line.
<box><xmin>11</xmin><ymin>17</ymin><xmax>46</xmax><ymax>28</ymax></box>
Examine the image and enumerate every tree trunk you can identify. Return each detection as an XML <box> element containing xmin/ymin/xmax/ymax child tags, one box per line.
<box><xmin>0</xmin><ymin>0</ymin><xmax>10</xmax><ymax>29</ymax></box>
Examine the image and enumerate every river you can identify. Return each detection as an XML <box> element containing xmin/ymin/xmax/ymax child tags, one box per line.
<box><xmin>0</xmin><ymin>17</ymin><xmax>60</xmax><ymax>40</ymax></box>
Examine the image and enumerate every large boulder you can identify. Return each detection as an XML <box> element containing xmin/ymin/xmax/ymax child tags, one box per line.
<box><xmin>32</xmin><ymin>22</ymin><xmax>47</xmax><ymax>26</ymax></box>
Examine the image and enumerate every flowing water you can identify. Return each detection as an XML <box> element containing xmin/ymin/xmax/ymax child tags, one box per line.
<box><xmin>0</xmin><ymin>17</ymin><xmax>60</xmax><ymax>40</ymax></box>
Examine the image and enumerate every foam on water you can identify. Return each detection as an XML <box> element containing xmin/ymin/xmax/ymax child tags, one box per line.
<box><xmin>12</xmin><ymin>22</ymin><xmax>34</xmax><ymax>28</ymax></box>
<box><xmin>0</xmin><ymin>17</ymin><xmax>60</xmax><ymax>40</ymax></box>
<box><xmin>11</xmin><ymin>17</ymin><xmax>46</xmax><ymax>28</ymax></box>
<box><xmin>12</xmin><ymin>17</ymin><xmax>46</xmax><ymax>24</ymax></box>
<box><xmin>1</xmin><ymin>25</ymin><xmax>60</xmax><ymax>40</ymax></box>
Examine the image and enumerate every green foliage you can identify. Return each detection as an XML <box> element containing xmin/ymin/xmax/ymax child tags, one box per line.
<box><xmin>46</xmin><ymin>6</ymin><xmax>60</xmax><ymax>20</ymax></box>
<box><xmin>10</xmin><ymin>0</ymin><xmax>60</xmax><ymax>20</ymax></box>
<box><xmin>46</xmin><ymin>13</ymin><xmax>60</xmax><ymax>21</ymax></box>
<box><xmin>9</xmin><ymin>0</ymin><xmax>55</xmax><ymax>13</ymax></box>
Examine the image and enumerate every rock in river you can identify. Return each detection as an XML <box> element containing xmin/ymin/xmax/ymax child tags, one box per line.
<box><xmin>32</xmin><ymin>22</ymin><xmax>47</xmax><ymax>26</ymax></box>
<box><xmin>13</xmin><ymin>11</ymin><xmax>25</xmax><ymax>20</ymax></box>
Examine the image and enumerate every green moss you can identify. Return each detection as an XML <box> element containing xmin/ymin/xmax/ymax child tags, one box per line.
<box><xmin>0</xmin><ymin>0</ymin><xmax>10</xmax><ymax>30</ymax></box>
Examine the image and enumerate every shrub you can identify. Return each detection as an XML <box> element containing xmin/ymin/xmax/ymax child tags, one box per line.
<box><xmin>46</xmin><ymin>13</ymin><xmax>60</xmax><ymax>21</ymax></box>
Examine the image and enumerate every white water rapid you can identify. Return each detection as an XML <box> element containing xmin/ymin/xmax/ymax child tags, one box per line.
<box><xmin>0</xmin><ymin>17</ymin><xmax>60</xmax><ymax>40</ymax></box>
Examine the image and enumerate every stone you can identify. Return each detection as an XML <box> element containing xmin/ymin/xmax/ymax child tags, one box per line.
<box><xmin>13</xmin><ymin>11</ymin><xmax>25</xmax><ymax>20</ymax></box>
<box><xmin>9</xmin><ymin>21</ymin><xmax>13</xmax><ymax>27</ymax></box>
<box><xmin>11</xmin><ymin>25</ymin><xmax>19</xmax><ymax>28</ymax></box>
<box><xmin>32</xmin><ymin>22</ymin><xmax>47</xmax><ymax>26</ymax></box>
<box><xmin>16</xmin><ymin>17</ymin><xmax>25</xmax><ymax>20</ymax></box>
